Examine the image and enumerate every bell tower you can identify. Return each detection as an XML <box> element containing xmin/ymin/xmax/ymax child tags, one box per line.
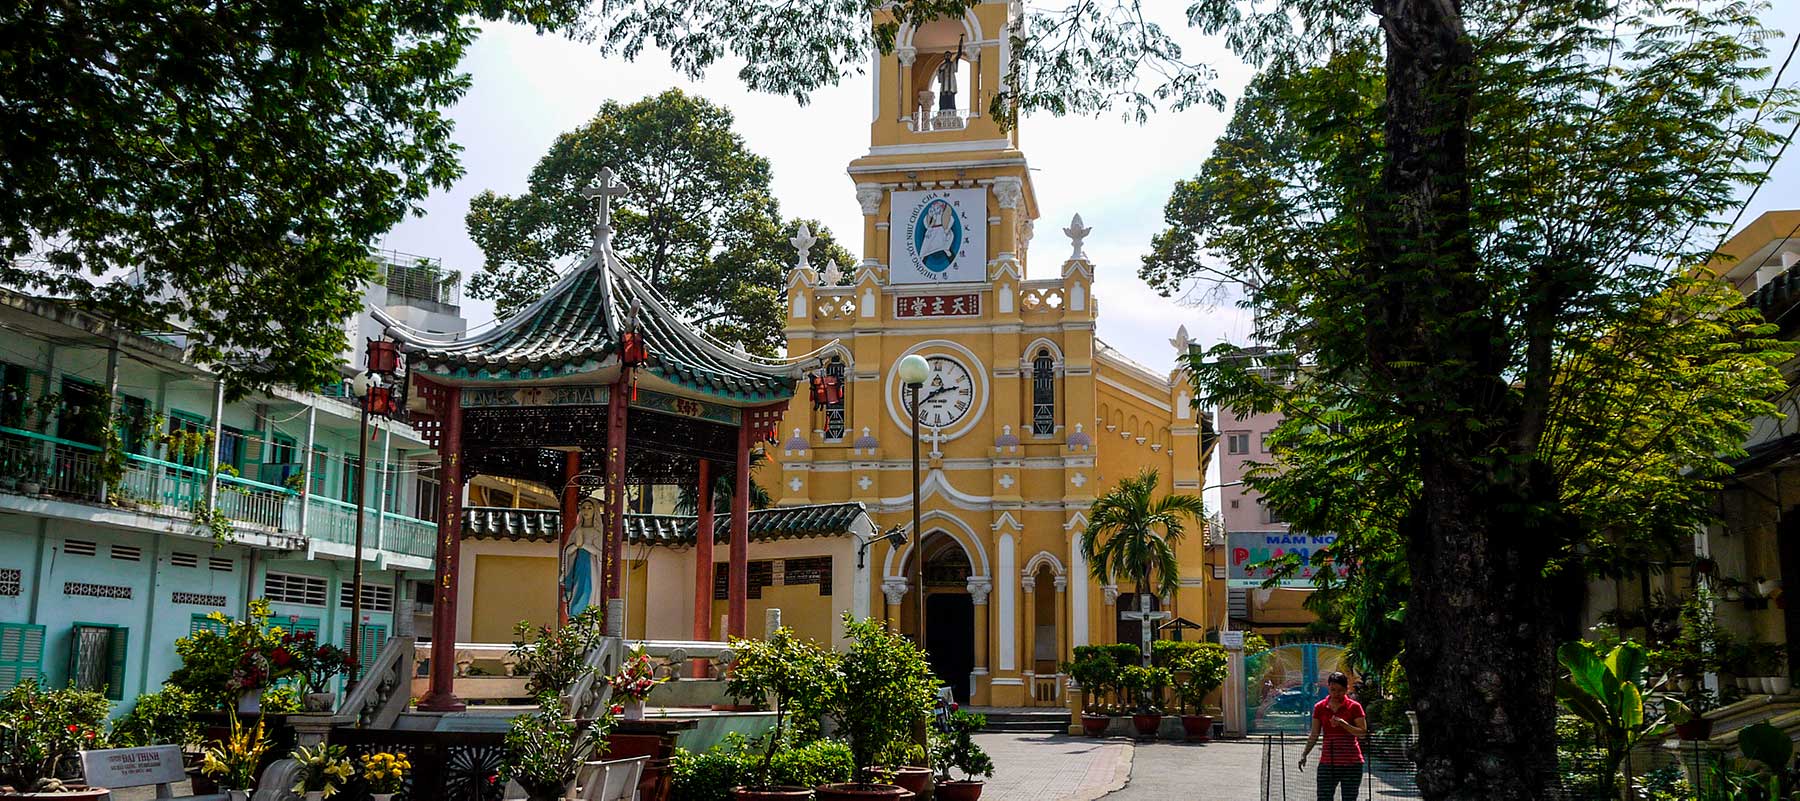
<box><xmin>848</xmin><ymin>0</ymin><xmax>1039</xmax><ymax>284</ymax></box>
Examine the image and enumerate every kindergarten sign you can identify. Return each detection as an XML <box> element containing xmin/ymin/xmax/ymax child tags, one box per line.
<box><xmin>1227</xmin><ymin>531</ymin><xmax>1347</xmax><ymax>589</ymax></box>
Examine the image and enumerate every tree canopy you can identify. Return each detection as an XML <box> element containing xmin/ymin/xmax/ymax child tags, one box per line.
<box><xmin>465</xmin><ymin>89</ymin><xmax>854</xmax><ymax>356</ymax></box>
<box><xmin>0</xmin><ymin>0</ymin><xmax>588</xmax><ymax>391</ymax></box>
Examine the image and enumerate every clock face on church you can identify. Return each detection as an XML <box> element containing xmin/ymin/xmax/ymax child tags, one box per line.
<box><xmin>900</xmin><ymin>355</ymin><xmax>978</xmax><ymax>429</ymax></box>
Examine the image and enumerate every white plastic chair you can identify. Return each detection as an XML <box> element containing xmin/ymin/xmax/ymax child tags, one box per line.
<box><xmin>574</xmin><ymin>755</ymin><xmax>648</xmax><ymax>801</ymax></box>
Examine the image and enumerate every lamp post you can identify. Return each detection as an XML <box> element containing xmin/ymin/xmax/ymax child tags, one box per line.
<box><xmin>347</xmin><ymin>369</ymin><xmax>380</xmax><ymax>687</ymax></box>
<box><xmin>897</xmin><ymin>354</ymin><xmax>930</xmax><ymax>645</ymax></box>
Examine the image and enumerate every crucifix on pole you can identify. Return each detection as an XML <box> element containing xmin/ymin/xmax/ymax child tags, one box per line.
<box><xmin>1120</xmin><ymin>598</ymin><xmax>1171</xmax><ymax>667</ymax></box>
<box><xmin>581</xmin><ymin>167</ymin><xmax>630</xmax><ymax>254</ymax></box>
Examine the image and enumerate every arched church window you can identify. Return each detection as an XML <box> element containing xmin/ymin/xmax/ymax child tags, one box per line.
<box><xmin>824</xmin><ymin>356</ymin><xmax>847</xmax><ymax>440</ymax></box>
<box><xmin>1032</xmin><ymin>349</ymin><xmax>1055</xmax><ymax>435</ymax></box>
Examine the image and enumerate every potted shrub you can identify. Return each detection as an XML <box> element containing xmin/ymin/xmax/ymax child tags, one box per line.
<box><xmin>1173</xmin><ymin>644</ymin><xmax>1228</xmax><ymax>741</ymax></box>
<box><xmin>198</xmin><ymin>715</ymin><xmax>269</xmax><ymax>801</ymax></box>
<box><xmin>110</xmin><ymin>686</ymin><xmax>203</xmax><ymax>749</ymax></box>
<box><xmin>289</xmin><ymin>744</ymin><xmax>353</xmax><ymax>801</ymax></box>
<box><xmin>283</xmin><ymin>631</ymin><xmax>353</xmax><ymax>713</ymax></box>
<box><xmin>15</xmin><ymin>454</ymin><xmax>42</xmax><ymax>497</ymax></box>
<box><xmin>725</xmin><ymin>627</ymin><xmax>839</xmax><ymax>801</ymax></box>
<box><xmin>358</xmin><ymin>752</ymin><xmax>408</xmax><ymax>801</ymax></box>
<box><xmin>171</xmin><ymin>601</ymin><xmax>294</xmax><ymax>712</ymax></box>
<box><xmin>608</xmin><ymin>646</ymin><xmax>668</xmax><ymax>720</ymax></box>
<box><xmin>1062</xmin><ymin>647</ymin><xmax>1117</xmax><ymax>737</ymax></box>
<box><xmin>1668</xmin><ymin>690</ymin><xmax>1718</xmax><ymax>741</ymax></box>
<box><xmin>930</xmin><ymin>711</ymin><xmax>993</xmax><ymax>801</ymax></box>
<box><xmin>1120</xmin><ymin>666</ymin><xmax>1169</xmax><ymax>739</ymax></box>
<box><xmin>817</xmin><ymin>615</ymin><xmax>937</xmax><ymax>801</ymax></box>
<box><xmin>500</xmin><ymin>694</ymin><xmax>609</xmax><ymax>801</ymax></box>
<box><xmin>510</xmin><ymin>606</ymin><xmax>606</xmax><ymax>702</ymax></box>
<box><xmin>0</xmin><ymin>680</ymin><xmax>110</xmax><ymax>799</ymax></box>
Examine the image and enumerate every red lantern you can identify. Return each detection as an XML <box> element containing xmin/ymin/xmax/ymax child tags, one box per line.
<box><xmin>365</xmin><ymin>339</ymin><xmax>400</xmax><ymax>374</ymax></box>
<box><xmin>823</xmin><ymin>374</ymin><xmax>844</xmax><ymax>405</ymax></box>
<box><xmin>621</xmin><ymin>332</ymin><xmax>649</xmax><ymax>367</ymax></box>
<box><xmin>809</xmin><ymin>375</ymin><xmax>825</xmax><ymax>407</ymax></box>
<box><xmin>365</xmin><ymin>386</ymin><xmax>396</xmax><ymax>417</ymax></box>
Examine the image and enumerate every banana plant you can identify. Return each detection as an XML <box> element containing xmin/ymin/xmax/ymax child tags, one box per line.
<box><xmin>1555</xmin><ymin>640</ymin><xmax>1671</xmax><ymax>796</ymax></box>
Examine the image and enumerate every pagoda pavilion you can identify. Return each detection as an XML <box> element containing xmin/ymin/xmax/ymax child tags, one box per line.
<box><xmin>377</xmin><ymin>168</ymin><xmax>833</xmax><ymax>711</ymax></box>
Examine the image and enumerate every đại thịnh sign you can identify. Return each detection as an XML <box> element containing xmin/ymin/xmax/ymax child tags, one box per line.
<box><xmin>1226</xmin><ymin>531</ymin><xmax>1348</xmax><ymax>589</ymax></box>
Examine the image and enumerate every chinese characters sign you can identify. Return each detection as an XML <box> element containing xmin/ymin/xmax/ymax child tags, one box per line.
<box><xmin>1226</xmin><ymin>531</ymin><xmax>1346</xmax><ymax>589</ymax></box>
<box><xmin>894</xmin><ymin>293</ymin><xmax>982</xmax><ymax>319</ymax></box>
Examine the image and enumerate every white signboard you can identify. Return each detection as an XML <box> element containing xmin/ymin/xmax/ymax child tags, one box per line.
<box><xmin>1220</xmin><ymin>631</ymin><xmax>1245</xmax><ymax>650</ymax></box>
<box><xmin>80</xmin><ymin>745</ymin><xmax>186</xmax><ymax>788</ymax></box>
<box><xmin>887</xmin><ymin>188</ymin><xmax>988</xmax><ymax>284</ymax></box>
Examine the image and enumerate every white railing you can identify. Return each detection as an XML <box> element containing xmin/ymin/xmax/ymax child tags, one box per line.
<box><xmin>216</xmin><ymin>474</ymin><xmax>296</xmax><ymax>531</ymax></box>
<box><xmin>308</xmin><ymin>495</ymin><xmax>437</xmax><ymax>560</ymax></box>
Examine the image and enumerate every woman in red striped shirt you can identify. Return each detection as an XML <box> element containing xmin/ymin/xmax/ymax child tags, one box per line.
<box><xmin>1299</xmin><ymin>671</ymin><xmax>1366</xmax><ymax>801</ymax></box>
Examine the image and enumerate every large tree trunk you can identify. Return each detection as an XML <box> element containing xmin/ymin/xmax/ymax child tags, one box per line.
<box><xmin>1366</xmin><ymin>0</ymin><xmax>1560</xmax><ymax>798</ymax></box>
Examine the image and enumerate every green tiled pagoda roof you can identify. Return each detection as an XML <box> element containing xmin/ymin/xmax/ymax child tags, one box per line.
<box><xmin>375</xmin><ymin>232</ymin><xmax>823</xmax><ymax>402</ymax></box>
<box><xmin>625</xmin><ymin>502</ymin><xmax>872</xmax><ymax>545</ymax></box>
<box><xmin>459</xmin><ymin>502</ymin><xmax>871</xmax><ymax>545</ymax></box>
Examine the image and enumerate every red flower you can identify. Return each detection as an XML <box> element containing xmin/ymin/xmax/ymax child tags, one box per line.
<box><xmin>610</xmin><ymin>704</ymin><xmax>624</xmax><ymax>715</ymax></box>
<box><xmin>66</xmin><ymin>724</ymin><xmax>78</xmax><ymax>733</ymax></box>
<box><xmin>272</xmin><ymin>648</ymin><xmax>294</xmax><ymax>667</ymax></box>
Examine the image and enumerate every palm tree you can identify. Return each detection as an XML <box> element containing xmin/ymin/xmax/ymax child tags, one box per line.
<box><xmin>1080</xmin><ymin>468</ymin><xmax>1208</xmax><ymax>665</ymax></box>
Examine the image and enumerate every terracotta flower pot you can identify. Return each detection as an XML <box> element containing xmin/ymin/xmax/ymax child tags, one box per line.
<box><xmin>731</xmin><ymin>786</ymin><xmax>814</xmax><ymax>800</ymax></box>
<box><xmin>1180</xmin><ymin>714</ymin><xmax>1215</xmax><ymax>742</ymax></box>
<box><xmin>936</xmin><ymin>780</ymin><xmax>984</xmax><ymax>801</ymax></box>
<box><xmin>866</xmin><ymin>766</ymin><xmax>930</xmax><ymax>795</ymax></box>
<box><xmin>815</xmin><ymin>783</ymin><xmax>909</xmax><ymax>801</ymax></box>
<box><xmin>1080</xmin><ymin>714</ymin><xmax>1109</xmax><ymax>737</ymax></box>
<box><xmin>1131</xmin><ymin>713</ymin><xmax>1162</xmax><ymax>739</ymax></box>
<box><xmin>1674</xmin><ymin>719</ymin><xmax>1714</xmax><ymax>741</ymax></box>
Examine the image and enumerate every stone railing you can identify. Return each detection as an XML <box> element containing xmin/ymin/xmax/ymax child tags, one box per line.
<box><xmin>340</xmin><ymin>635</ymin><xmax>416</xmax><ymax>729</ymax></box>
<box><xmin>462</xmin><ymin>505</ymin><xmax>560</xmax><ymax>539</ymax></box>
<box><xmin>1019</xmin><ymin>281</ymin><xmax>1067</xmax><ymax>313</ymax></box>
<box><xmin>814</xmin><ymin>291</ymin><xmax>858</xmax><ymax>321</ymax></box>
<box><xmin>624</xmin><ymin>638</ymin><xmax>737</xmax><ymax>679</ymax></box>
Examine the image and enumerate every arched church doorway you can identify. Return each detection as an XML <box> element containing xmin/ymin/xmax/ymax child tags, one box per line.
<box><xmin>917</xmin><ymin>531</ymin><xmax>975</xmax><ymax>702</ymax></box>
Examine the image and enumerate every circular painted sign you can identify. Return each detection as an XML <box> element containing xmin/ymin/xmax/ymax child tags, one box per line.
<box><xmin>911</xmin><ymin>198</ymin><xmax>963</xmax><ymax>275</ymax></box>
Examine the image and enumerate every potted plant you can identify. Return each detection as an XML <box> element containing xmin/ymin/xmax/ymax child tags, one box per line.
<box><xmin>1120</xmin><ymin>666</ymin><xmax>1169</xmax><ymax>739</ymax></box>
<box><xmin>199</xmin><ymin>715</ymin><xmax>269</xmax><ymax>801</ymax></box>
<box><xmin>725</xmin><ymin>627</ymin><xmax>839</xmax><ymax>801</ymax></box>
<box><xmin>1668</xmin><ymin>689</ymin><xmax>1718</xmax><ymax>741</ymax></box>
<box><xmin>290</xmin><ymin>744</ymin><xmax>353</xmax><ymax>801</ymax></box>
<box><xmin>358</xmin><ymin>751</ymin><xmax>408</xmax><ymax>801</ymax></box>
<box><xmin>607</xmin><ymin>646</ymin><xmax>667</xmax><ymax>720</ymax></box>
<box><xmin>1063</xmin><ymin>647</ymin><xmax>1118</xmax><ymax>737</ymax></box>
<box><xmin>1764</xmin><ymin>643</ymin><xmax>1792</xmax><ymax>694</ymax></box>
<box><xmin>930</xmin><ymin>711</ymin><xmax>994</xmax><ymax>801</ymax></box>
<box><xmin>1173</xmin><ymin>645</ymin><xmax>1228</xmax><ymax>741</ymax></box>
<box><xmin>15</xmin><ymin>454</ymin><xmax>42</xmax><ymax>497</ymax></box>
<box><xmin>283</xmin><ymin>631</ymin><xmax>353</xmax><ymax>712</ymax></box>
<box><xmin>0</xmin><ymin>680</ymin><xmax>110</xmax><ymax>799</ymax></box>
<box><xmin>500</xmin><ymin>694</ymin><xmax>609</xmax><ymax>801</ymax></box>
<box><xmin>817</xmin><ymin>615</ymin><xmax>937</xmax><ymax>801</ymax></box>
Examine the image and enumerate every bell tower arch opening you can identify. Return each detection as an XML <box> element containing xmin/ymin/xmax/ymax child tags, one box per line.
<box><xmin>909</xmin><ymin>530</ymin><xmax>977</xmax><ymax>702</ymax></box>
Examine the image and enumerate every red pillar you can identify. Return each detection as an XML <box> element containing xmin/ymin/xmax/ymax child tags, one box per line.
<box><xmin>694</xmin><ymin>459</ymin><xmax>715</xmax><ymax>638</ymax></box>
<box><xmin>419</xmin><ymin>387</ymin><xmax>466</xmax><ymax>712</ymax></box>
<box><xmin>605</xmin><ymin>375</ymin><xmax>629</xmax><ymax>609</ymax></box>
<box><xmin>728</xmin><ymin>424</ymin><xmax>750</xmax><ymax>638</ymax></box>
<box><xmin>559</xmin><ymin>450</ymin><xmax>580</xmax><ymax>626</ymax></box>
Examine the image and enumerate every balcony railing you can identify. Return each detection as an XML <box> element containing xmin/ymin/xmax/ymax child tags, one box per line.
<box><xmin>306</xmin><ymin>495</ymin><xmax>437</xmax><ymax>561</ymax></box>
<box><xmin>2</xmin><ymin>425</ymin><xmax>436</xmax><ymax>559</ymax></box>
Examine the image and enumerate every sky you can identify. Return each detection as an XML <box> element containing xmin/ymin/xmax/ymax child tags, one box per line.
<box><xmin>380</xmin><ymin>4</ymin><xmax>1800</xmax><ymax>382</ymax></box>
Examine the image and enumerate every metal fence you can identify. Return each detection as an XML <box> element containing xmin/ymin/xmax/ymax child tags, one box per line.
<box><xmin>1259</xmin><ymin>733</ymin><xmax>1421</xmax><ymax>801</ymax></box>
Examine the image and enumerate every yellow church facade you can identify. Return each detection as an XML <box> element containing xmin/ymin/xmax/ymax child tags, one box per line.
<box><xmin>764</xmin><ymin>0</ymin><xmax>1206</xmax><ymax>707</ymax></box>
<box><xmin>449</xmin><ymin>0</ymin><xmax>1208</xmax><ymax>710</ymax></box>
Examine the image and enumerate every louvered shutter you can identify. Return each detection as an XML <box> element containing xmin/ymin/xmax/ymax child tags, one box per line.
<box><xmin>105</xmin><ymin>627</ymin><xmax>128</xmax><ymax>700</ymax></box>
<box><xmin>341</xmin><ymin>623</ymin><xmax>387</xmax><ymax>680</ymax></box>
<box><xmin>0</xmin><ymin>624</ymin><xmax>45</xmax><ymax>692</ymax></box>
<box><xmin>190</xmin><ymin>615</ymin><xmax>228</xmax><ymax>637</ymax></box>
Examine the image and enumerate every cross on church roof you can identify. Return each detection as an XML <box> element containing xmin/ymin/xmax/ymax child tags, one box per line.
<box><xmin>581</xmin><ymin>167</ymin><xmax>630</xmax><ymax>255</ymax></box>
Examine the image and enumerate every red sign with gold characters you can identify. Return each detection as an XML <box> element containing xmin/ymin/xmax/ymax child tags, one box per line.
<box><xmin>894</xmin><ymin>293</ymin><xmax>981</xmax><ymax>319</ymax></box>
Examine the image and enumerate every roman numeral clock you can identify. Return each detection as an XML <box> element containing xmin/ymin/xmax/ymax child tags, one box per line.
<box><xmin>896</xmin><ymin>354</ymin><xmax>979</xmax><ymax>430</ymax></box>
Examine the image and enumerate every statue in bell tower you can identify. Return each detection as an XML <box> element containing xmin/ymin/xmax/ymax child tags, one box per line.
<box><xmin>936</xmin><ymin>35</ymin><xmax>965</xmax><ymax>112</ymax></box>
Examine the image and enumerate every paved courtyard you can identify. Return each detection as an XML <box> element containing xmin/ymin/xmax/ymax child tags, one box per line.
<box><xmin>978</xmin><ymin>733</ymin><xmax>1419</xmax><ymax>801</ymax></box>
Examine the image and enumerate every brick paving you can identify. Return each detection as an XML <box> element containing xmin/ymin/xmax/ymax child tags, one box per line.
<box><xmin>975</xmin><ymin>733</ymin><xmax>1134</xmax><ymax>801</ymax></box>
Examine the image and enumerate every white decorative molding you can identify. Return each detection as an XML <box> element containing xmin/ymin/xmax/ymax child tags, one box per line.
<box><xmin>1063</xmin><ymin>511</ymin><xmax>1090</xmax><ymax>531</ymax></box>
<box><xmin>1054</xmin><ymin>576</ymin><xmax>1068</xmax><ymax>593</ymax></box>
<box><xmin>792</xmin><ymin>223</ymin><xmax>817</xmax><ymax>273</ymax></box>
<box><xmin>1063</xmin><ymin>214</ymin><xmax>1091</xmax><ymax>261</ymax></box>
<box><xmin>998</xmin><ymin>283</ymin><xmax>1015</xmax><ymax>313</ymax></box>
<box><xmin>998</xmin><ymin>533</ymin><xmax>1016</xmax><ymax>671</ymax></box>
<box><xmin>966</xmin><ymin>576</ymin><xmax>993</xmax><ymax>604</ymax></box>
<box><xmin>1021</xmin><ymin>574</ymin><xmax>1036</xmax><ymax>592</ymax></box>
<box><xmin>897</xmin><ymin>46</ymin><xmax>918</xmax><ymax>67</ymax></box>
<box><xmin>991</xmin><ymin>511</ymin><xmax>1024</xmax><ymax>532</ymax></box>
<box><xmin>860</xmin><ymin>287</ymin><xmax>877</xmax><ymax>317</ymax></box>
<box><xmin>856</xmin><ymin>184</ymin><xmax>885</xmax><ymax>215</ymax></box>
<box><xmin>992</xmin><ymin>177</ymin><xmax>1024</xmax><ymax>210</ymax></box>
<box><xmin>1102</xmin><ymin>584</ymin><xmax>1119</xmax><ymax>606</ymax></box>
<box><xmin>882</xmin><ymin>577</ymin><xmax>910</xmax><ymax>606</ymax></box>
<box><xmin>1070</xmin><ymin>537</ymin><xmax>1089</xmax><ymax>647</ymax></box>
<box><xmin>1022</xmin><ymin>550</ymin><xmax>1066</xmax><ymax>577</ymax></box>
<box><xmin>1069</xmin><ymin>282</ymin><xmax>1086</xmax><ymax>311</ymax></box>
